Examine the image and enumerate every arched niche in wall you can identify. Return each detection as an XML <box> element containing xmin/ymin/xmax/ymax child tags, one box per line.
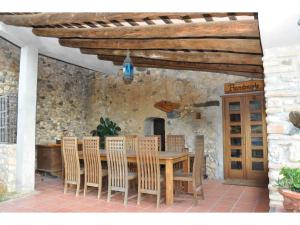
<box><xmin>144</xmin><ymin>117</ymin><xmax>165</xmax><ymax>151</ymax></box>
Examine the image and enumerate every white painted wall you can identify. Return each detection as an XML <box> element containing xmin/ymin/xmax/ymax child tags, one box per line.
<box><xmin>16</xmin><ymin>46</ymin><xmax>38</xmax><ymax>193</ymax></box>
<box><xmin>144</xmin><ymin>118</ymin><xmax>154</xmax><ymax>136</ymax></box>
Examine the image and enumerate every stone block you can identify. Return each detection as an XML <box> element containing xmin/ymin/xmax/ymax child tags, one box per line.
<box><xmin>270</xmin><ymin>191</ymin><xmax>284</xmax><ymax>201</ymax></box>
<box><xmin>267</xmin><ymin>122</ymin><xmax>294</xmax><ymax>135</ymax></box>
<box><xmin>289</xmin><ymin>143</ymin><xmax>300</xmax><ymax>162</ymax></box>
<box><xmin>267</xmin><ymin>124</ymin><xmax>285</xmax><ymax>134</ymax></box>
<box><xmin>266</xmin><ymin>107</ymin><xmax>283</xmax><ymax>114</ymax></box>
<box><xmin>265</xmin><ymin>90</ymin><xmax>300</xmax><ymax>98</ymax></box>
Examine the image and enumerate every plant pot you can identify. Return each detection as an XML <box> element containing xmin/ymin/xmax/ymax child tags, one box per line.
<box><xmin>279</xmin><ymin>189</ymin><xmax>300</xmax><ymax>212</ymax></box>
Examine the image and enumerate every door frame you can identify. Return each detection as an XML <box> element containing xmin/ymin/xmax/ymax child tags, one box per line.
<box><xmin>222</xmin><ymin>91</ymin><xmax>268</xmax><ymax>185</ymax></box>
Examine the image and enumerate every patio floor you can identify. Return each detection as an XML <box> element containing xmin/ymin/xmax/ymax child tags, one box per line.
<box><xmin>0</xmin><ymin>175</ymin><xmax>269</xmax><ymax>212</ymax></box>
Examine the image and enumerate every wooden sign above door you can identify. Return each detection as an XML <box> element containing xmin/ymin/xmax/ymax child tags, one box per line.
<box><xmin>154</xmin><ymin>100</ymin><xmax>180</xmax><ymax>113</ymax></box>
<box><xmin>224</xmin><ymin>80</ymin><xmax>264</xmax><ymax>94</ymax></box>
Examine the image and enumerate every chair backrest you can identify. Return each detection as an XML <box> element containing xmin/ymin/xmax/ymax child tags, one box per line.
<box><xmin>166</xmin><ymin>135</ymin><xmax>185</xmax><ymax>152</ymax></box>
<box><xmin>62</xmin><ymin>137</ymin><xmax>80</xmax><ymax>182</ymax></box>
<box><xmin>106</xmin><ymin>136</ymin><xmax>128</xmax><ymax>190</ymax></box>
<box><xmin>145</xmin><ymin>135</ymin><xmax>161</xmax><ymax>151</ymax></box>
<box><xmin>192</xmin><ymin>135</ymin><xmax>204</xmax><ymax>189</ymax></box>
<box><xmin>136</xmin><ymin>136</ymin><xmax>160</xmax><ymax>192</ymax></box>
<box><xmin>83</xmin><ymin>136</ymin><xmax>101</xmax><ymax>185</ymax></box>
<box><xmin>125</xmin><ymin>135</ymin><xmax>138</xmax><ymax>152</ymax></box>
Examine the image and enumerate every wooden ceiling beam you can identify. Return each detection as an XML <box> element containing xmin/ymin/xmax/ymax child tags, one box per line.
<box><xmin>97</xmin><ymin>55</ymin><xmax>263</xmax><ymax>73</ymax></box>
<box><xmin>32</xmin><ymin>20</ymin><xmax>259</xmax><ymax>39</ymax></box>
<box><xmin>81</xmin><ymin>48</ymin><xmax>262</xmax><ymax>65</ymax></box>
<box><xmin>0</xmin><ymin>12</ymin><xmax>256</xmax><ymax>27</ymax></box>
<box><xmin>112</xmin><ymin>61</ymin><xmax>262</xmax><ymax>78</ymax></box>
<box><xmin>60</xmin><ymin>38</ymin><xmax>262</xmax><ymax>54</ymax></box>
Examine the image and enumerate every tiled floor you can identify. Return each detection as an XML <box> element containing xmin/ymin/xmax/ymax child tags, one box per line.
<box><xmin>0</xmin><ymin>175</ymin><xmax>270</xmax><ymax>212</ymax></box>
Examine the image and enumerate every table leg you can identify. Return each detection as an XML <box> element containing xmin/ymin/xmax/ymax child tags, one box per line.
<box><xmin>182</xmin><ymin>157</ymin><xmax>189</xmax><ymax>192</ymax></box>
<box><xmin>165</xmin><ymin>160</ymin><xmax>173</xmax><ymax>206</ymax></box>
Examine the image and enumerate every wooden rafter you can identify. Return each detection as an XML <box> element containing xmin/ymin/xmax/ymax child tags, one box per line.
<box><xmin>0</xmin><ymin>12</ymin><xmax>263</xmax><ymax>77</ymax></box>
<box><xmin>32</xmin><ymin>20</ymin><xmax>259</xmax><ymax>39</ymax></box>
<box><xmin>60</xmin><ymin>38</ymin><xmax>261</xmax><ymax>53</ymax></box>
<box><xmin>97</xmin><ymin>55</ymin><xmax>263</xmax><ymax>73</ymax></box>
<box><xmin>112</xmin><ymin>61</ymin><xmax>262</xmax><ymax>78</ymax></box>
<box><xmin>0</xmin><ymin>12</ymin><xmax>256</xmax><ymax>27</ymax></box>
<box><xmin>81</xmin><ymin>49</ymin><xmax>262</xmax><ymax>65</ymax></box>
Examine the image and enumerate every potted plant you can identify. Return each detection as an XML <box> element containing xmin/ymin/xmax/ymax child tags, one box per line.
<box><xmin>91</xmin><ymin>117</ymin><xmax>121</xmax><ymax>148</ymax></box>
<box><xmin>277</xmin><ymin>167</ymin><xmax>300</xmax><ymax>212</ymax></box>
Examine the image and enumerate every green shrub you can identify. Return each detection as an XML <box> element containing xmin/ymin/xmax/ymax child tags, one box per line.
<box><xmin>90</xmin><ymin>117</ymin><xmax>121</xmax><ymax>148</ymax></box>
<box><xmin>277</xmin><ymin>167</ymin><xmax>300</xmax><ymax>192</ymax></box>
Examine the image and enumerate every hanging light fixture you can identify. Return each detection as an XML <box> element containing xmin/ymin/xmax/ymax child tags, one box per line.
<box><xmin>123</xmin><ymin>50</ymin><xmax>134</xmax><ymax>84</ymax></box>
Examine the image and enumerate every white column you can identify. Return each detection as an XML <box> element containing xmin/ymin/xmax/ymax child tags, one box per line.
<box><xmin>16</xmin><ymin>46</ymin><xmax>38</xmax><ymax>193</ymax></box>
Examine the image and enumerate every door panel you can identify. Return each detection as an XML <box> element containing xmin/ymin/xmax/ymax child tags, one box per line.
<box><xmin>244</xmin><ymin>94</ymin><xmax>268</xmax><ymax>182</ymax></box>
<box><xmin>223</xmin><ymin>93</ymin><xmax>268</xmax><ymax>185</ymax></box>
<box><xmin>223</xmin><ymin>96</ymin><xmax>245</xmax><ymax>179</ymax></box>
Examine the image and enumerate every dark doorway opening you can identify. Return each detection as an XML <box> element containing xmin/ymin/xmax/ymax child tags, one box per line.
<box><xmin>153</xmin><ymin>118</ymin><xmax>165</xmax><ymax>151</ymax></box>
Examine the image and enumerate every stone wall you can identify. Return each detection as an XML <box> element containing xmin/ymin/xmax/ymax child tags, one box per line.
<box><xmin>0</xmin><ymin>37</ymin><xmax>20</xmax><ymax>96</ymax></box>
<box><xmin>0</xmin><ymin>144</ymin><xmax>16</xmax><ymax>193</ymax></box>
<box><xmin>86</xmin><ymin>69</ymin><xmax>248</xmax><ymax>179</ymax></box>
<box><xmin>263</xmin><ymin>44</ymin><xmax>300</xmax><ymax>209</ymax></box>
<box><xmin>36</xmin><ymin>56</ymin><xmax>97</xmax><ymax>144</ymax></box>
<box><xmin>0</xmin><ymin>37</ymin><xmax>19</xmax><ymax>194</ymax></box>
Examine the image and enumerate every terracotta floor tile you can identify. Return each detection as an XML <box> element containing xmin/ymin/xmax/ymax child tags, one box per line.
<box><xmin>232</xmin><ymin>202</ymin><xmax>256</xmax><ymax>212</ymax></box>
<box><xmin>0</xmin><ymin>176</ymin><xmax>270</xmax><ymax>213</ymax></box>
<box><xmin>188</xmin><ymin>205</ymin><xmax>211</xmax><ymax>212</ymax></box>
<box><xmin>214</xmin><ymin>200</ymin><xmax>236</xmax><ymax>208</ymax></box>
<box><xmin>211</xmin><ymin>206</ymin><xmax>233</xmax><ymax>212</ymax></box>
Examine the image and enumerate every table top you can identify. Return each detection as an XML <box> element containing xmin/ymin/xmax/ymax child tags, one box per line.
<box><xmin>36</xmin><ymin>142</ymin><xmax>83</xmax><ymax>148</ymax></box>
<box><xmin>78</xmin><ymin>150</ymin><xmax>188</xmax><ymax>160</ymax></box>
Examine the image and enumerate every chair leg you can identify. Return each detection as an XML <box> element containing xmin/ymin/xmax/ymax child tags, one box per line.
<box><xmin>76</xmin><ymin>183</ymin><xmax>80</xmax><ymax>197</ymax></box>
<box><xmin>137</xmin><ymin>179</ymin><xmax>141</xmax><ymax>205</ymax></box>
<box><xmin>137</xmin><ymin>191</ymin><xmax>141</xmax><ymax>205</ymax></box>
<box><xmin>156</xmin><ymin>192</ymin><xmax>160</xmax><ymax>208</ymax></box>
<box><xmin>107</xmin><ymin>186</ymin><xmax>111</xmax><ymax>202</ymax></box>
<box><xmin>83</xmin><ymin>172</ymin><xmax>87</xmax><ymax>197</ymax></box>
<box><xmin>98</xmin><ymin>179</ymin><xmax>102</xmax><ymax>200</ymax></box>
<box><xmin>76</xmin><ymin>177</ymin><xmax>80</xmax><ymax>197</ymax></box>
<box><xmin>83</xmin><ymin>183</ymin><xmax>87</xmax><ymax>197</ymax></box>
<box><xmin>193</xmin><ymin>190</ymin><xmax>198</xmax><ymax>205</ymax></box>
<box><xmin>200</xmin><ymin>186</ymin><xmax>205</xmax><ymax>200</ymax></box>
<box><xmin>64</xmin><ymin>182</ymin><xmax>68</xmax><ymax>194</ymax></box>
<box><xmin>124</xmin><ymin>189</ymin><xmax>128</xmax><ymax>206</ymax></box>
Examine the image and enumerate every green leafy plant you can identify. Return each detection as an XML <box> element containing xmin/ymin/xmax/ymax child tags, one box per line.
<box><xmin>277</xmin><ymin>167</ymin><xmax>300</xmax><ymax>193</ymax></box>
<box><xmin>91</xmin><ymin>117</ymin><xmax>121</xmax><ymax>148</ymax></box>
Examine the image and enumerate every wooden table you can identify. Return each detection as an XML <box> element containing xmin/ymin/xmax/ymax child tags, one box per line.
<box><xmin>78</xmin><ymin>150</ymin><xmax>189</xmax><ymax>206</ymax></box>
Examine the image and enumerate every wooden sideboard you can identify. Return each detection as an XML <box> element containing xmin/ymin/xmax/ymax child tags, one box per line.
<box><xmin>36</xmin><ymin>143</ymin><xmax>83</xmax><ymax>177</ymax></box>
<box><xmin>36</xmin><ymin>144</ymin><xmax>63</xmax><ymax>177</ymax></box>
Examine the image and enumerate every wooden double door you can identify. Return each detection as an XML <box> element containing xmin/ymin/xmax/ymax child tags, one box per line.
<box><xmin>223</xmin><ymin>92</ymin><xmax>268</xmax><ymax>185</ymax></box>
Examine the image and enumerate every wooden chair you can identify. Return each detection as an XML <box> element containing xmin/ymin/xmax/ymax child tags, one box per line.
<box><xmin>125</xmin><ymin>135</ymin><xmax>138</xmax><ymax>151</ymax></box>
<box><xmin>166</xmin><ymin>135</ymin><xmax>186</xmax><ymax>153</ymax></box>
<box><xmin>166</xmin><ymin>134</ymin><xmax>187</xmax><ymax>170</ymax></box>
<box><xmin>106</xmin><ymin>136</ymin><xmax>137</xmax><ymax>205</ymax></box>
<box><xmin>146</xmin><ymin>135</ymin><xmax>162</xmax><ymax>151</ymax></box>
<box><xmin>82</xmin><ymin>137</ymin><xmax>108</xmax><ymax>199</ymax></box>
<box><xmin>173</xmin><ymin>135</ymin><xmax>205</xmax><ymax>205</ymax></box>
<box><xmin>125</xmin><ymin>135</ymin><xmax>138</xmax><ymax>172</ymax></box>
<box><xmin>62</xmin><ymin>137</ymin><xmax>83</xmax><ymax>196</ymax></box>
<box><xmin>136</xmin><ymin>136</ymin><xmax>163</xmax><ymax>208</ymax></box>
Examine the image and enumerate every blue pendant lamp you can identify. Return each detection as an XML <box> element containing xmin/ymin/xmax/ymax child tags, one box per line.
<box><xmin>123</xmin><ymin>50</ymin><xmax>134</xmax><ymax>84</ymax></box>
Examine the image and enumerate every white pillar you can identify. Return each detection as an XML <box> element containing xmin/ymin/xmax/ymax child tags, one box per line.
<box><xmin>16</xmin><ymin>46</ymin><xmax>38</xmax><ymax>193</ymax></box>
